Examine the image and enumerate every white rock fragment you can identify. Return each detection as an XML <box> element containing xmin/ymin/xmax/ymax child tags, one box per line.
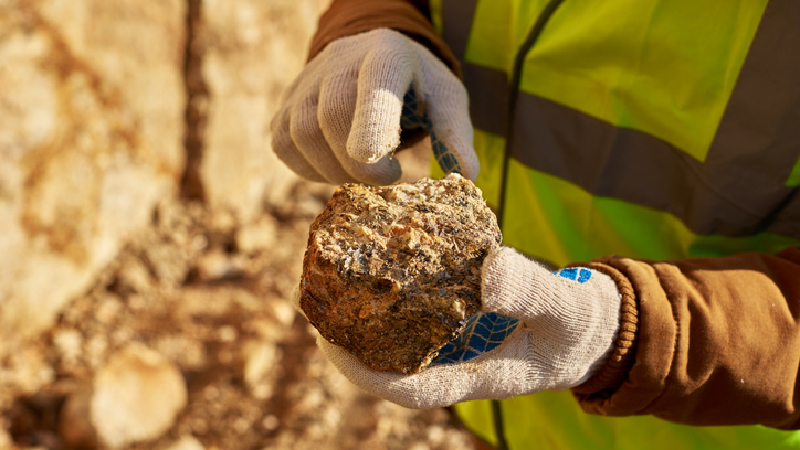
<box><xmin>9</xmin><ymin>347</ymin><xmax>54</xmax><ymax>394</ymax></box>
<box><xmin>243</xmin><ymin>340</ymin><xmax>280</xmax><ymax>399</ymax></box>
<box><xmin>53</xmin><ymin>329</ymin><xmax>83</xmax><ymax>365</ymax></box>
<box><xmin>90</xmin><ymin>343</ymin><xmax>187</xmax><ymax>448</ymax></box>
<box><xmin>94</xmin><ymin>295</ymin><xmax>123</xmax><ymax>324</ymax></box>
<box><xmin>165</xmin><ymin>435</ymin><xmax>206</xmax><ymax>450</ymax></box>
<box><xmin>195</xmin><ymin>251</ymin><xmax>244</xmax><ymax>281</ymax></box>
<box><xmin>236</xmin><ymin>216</ymin><xmax>277</xmax><ymax>253</ymax></box>
<box><xmin>271</xmin><ymin>299</ymin><xmax>296</xmax><ymax>327</ymax></box>
<box><xmin>114</xmin><ymin>257</ymin><xmax>152</xmax><ymax>293</ymax></box>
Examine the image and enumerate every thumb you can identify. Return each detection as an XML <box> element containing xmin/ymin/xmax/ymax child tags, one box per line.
<box><xmin>481</xmin><ymin>247</ymin><xmax>558</xmax><ymax>322</ymax></box>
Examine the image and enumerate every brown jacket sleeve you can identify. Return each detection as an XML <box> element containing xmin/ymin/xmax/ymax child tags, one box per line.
<box><xmin>309</xmin><ymin>0</ymin><xmax>461</xmax><ymax>77</ymax></box>
<box><xmin>572</xmin><ymin>246</ymin><xmax>800</xmax><ymax>429</ymax></box>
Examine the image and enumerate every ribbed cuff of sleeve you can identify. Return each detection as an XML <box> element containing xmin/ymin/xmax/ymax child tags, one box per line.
<box><xmin>570</xmin><ymin>262</ymin><xmax>639</xmax><ymax>399</ymax></box>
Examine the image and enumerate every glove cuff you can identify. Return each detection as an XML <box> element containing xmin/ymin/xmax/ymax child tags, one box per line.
<box><xmin>571</xmin><ymin>262</ymin><xmax>639</xmax><ymax>397</ymax></box>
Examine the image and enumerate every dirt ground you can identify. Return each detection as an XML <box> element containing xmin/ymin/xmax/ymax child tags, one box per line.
<box><xmin>0</xmin><ymin>146</ymin><xmax>477</xmax><ymax>450</ymax></box>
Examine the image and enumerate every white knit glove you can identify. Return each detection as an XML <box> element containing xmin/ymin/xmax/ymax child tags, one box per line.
<box><xmin>315</xmin><ymin>247</ymin><xmax>622</xmax><ymax>409</ymax></box>
<box><xmin>270</xmin><ymin>28</ymin><xmax>479</xmax><ymax>185</ymax></box>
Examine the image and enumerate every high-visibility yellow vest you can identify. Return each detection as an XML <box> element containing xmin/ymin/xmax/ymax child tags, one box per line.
<box><xmin>429</xmin><ymin>0</ymin><xmax>800</xmax><ymax>448</ymax></box>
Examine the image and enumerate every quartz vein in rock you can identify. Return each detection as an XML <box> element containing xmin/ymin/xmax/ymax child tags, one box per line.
<box><xmin>299</xmin><ymin>174</ymin><xmax>502</xmax><ymax>374</ymax></box>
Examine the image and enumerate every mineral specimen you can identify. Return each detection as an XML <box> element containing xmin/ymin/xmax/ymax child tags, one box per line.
<box><xmin>299</xmin><ymin>173</ymin><xmax>502</xmax><ymax>374</ymax></box>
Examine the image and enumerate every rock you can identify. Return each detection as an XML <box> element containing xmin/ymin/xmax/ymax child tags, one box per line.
<box><xmin>271</xmin><ymin>299</ymin><xmax>297</xmax><ymax>327</ymax></box>
<box><xmin>154</xmin><ymin>335</ymin><xmax>208</xmax><ymax>371</ymax></box>
<box><xmin>6</xmin><ymin>347</ymin><xmax>55</xmax><ymax>394</ymax></box>
<box><xmin>94</xmin><ymin>295</ymin><xmax>123</xmax><ymax>325</ymax></box>
<box><xmin>114</xmin><ymin>256</ymin><xmax>153</xmax><ymax>294</ymax></box>
<box><xmin>0</xmin><ymin>0</ymin><xmax>184</xmax><ymax>341</ymax></box>
<box><xmin>236</xmin><ymin>216</ymin><xmax>277</xmax><ymax>253</ymax></box>
<box><xmin>85</xmin><ymin>334</ymin><xmax>109</xmax><ymax>369</ymax></box>
<box><xmin>165</xmin><ymin>435</ymin><xmax>206</xmax><ymax>450</ymax></box>
<box><xmin>52</xmin><ymin>329</ymin><xmax>83</xmax><ymax>366</ymax></box>
<box><xmin>300</xmin><ymin>174</ymin><xmax>502</xmax><ymax>374</ymax></box>
<box><xmin>89</xmin><ymin>344</ymin><xmax>187</xmax><ymax>448</ymax></box>
<box><xmin>143</xmin><ymin>234</ymin><xmax>195</xmax><ymax>288</ymax></box>
<box><xmin>176</xmin><ymin>286</ymin><xmax>261</xmax><ymax>320</ymax></box>
<box><xmin>242</xmin><ymin>340</ymin><xmax>280</xmax><ymax>400</ymax></box>
<box><xmin>195</xmin><ymin>251</ymin><xmax>245</xmax><ymax>281</ymax></box>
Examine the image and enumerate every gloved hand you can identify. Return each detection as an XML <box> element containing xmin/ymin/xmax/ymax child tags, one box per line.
<box><xmin>313</xmin><ymin>246</ymin><xmax>622</xmax><ymax>409</ymax></box>
<box><xmin>270</xmin><ymin>28</ymin><xmax>479</xmax><ymax>185</ymax></box>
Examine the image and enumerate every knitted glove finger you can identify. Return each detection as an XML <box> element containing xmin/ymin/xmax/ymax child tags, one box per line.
<box><xmin>270</xmin><ymin>103</ymin><xmax>328</xmax><ymax>183</ymax></box>
<box><xmin>287</xmin><ymin>93</ymin><xmax>358</xmax><ymax>183</ymax></box>
<box><xmin>317</xmin><ymin>68</ymin><xmax>402</xmax><ymax>185</ymax></box>
<box><xmin>345</xmin><ymin>30</ymin><xmax>416</xmax><ymax>165</ymax></box>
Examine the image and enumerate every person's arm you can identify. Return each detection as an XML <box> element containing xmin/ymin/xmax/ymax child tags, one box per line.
<box><xmin>574</xmin><ymin>246</ymin><xmax>800</xmax><ymax>429</ymax></box>
<box><xmin>309</xmin><ymin>0</ymin><xmax>461</xmax><ymax>77</ymax></box>
<box><xmin>289</xmin><ymin>0</ymin><xmax>800</xmax><ymax>430</ymax></box>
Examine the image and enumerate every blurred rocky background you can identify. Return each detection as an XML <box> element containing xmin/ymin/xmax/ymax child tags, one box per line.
<box><xmin>0</xmin><ymin>1</ymin><xmax>474</xmax><ymax>449</ymax></box>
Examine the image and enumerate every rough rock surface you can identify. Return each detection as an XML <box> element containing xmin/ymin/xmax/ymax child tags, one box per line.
<box><xmin>300</xmin><ymin>174</ymin><xmax>502</xmax><ymax>374</ymax></box>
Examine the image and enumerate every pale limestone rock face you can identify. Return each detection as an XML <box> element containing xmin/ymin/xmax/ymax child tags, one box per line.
<box><xmin>200</xmin><ymin>0</ymin><xmax>331</xmax><ymax>221</ymax></box>
<box><xmin>0</xmin><ymin>0</ymin><xmax>185</xmax><ymax>339</ymax></box>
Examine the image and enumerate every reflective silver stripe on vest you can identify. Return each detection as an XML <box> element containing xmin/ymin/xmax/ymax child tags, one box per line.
<box><xmin>443</xmin><ymin>0</ymin><xmax>800</xmax><ymax>239</ymax></box>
